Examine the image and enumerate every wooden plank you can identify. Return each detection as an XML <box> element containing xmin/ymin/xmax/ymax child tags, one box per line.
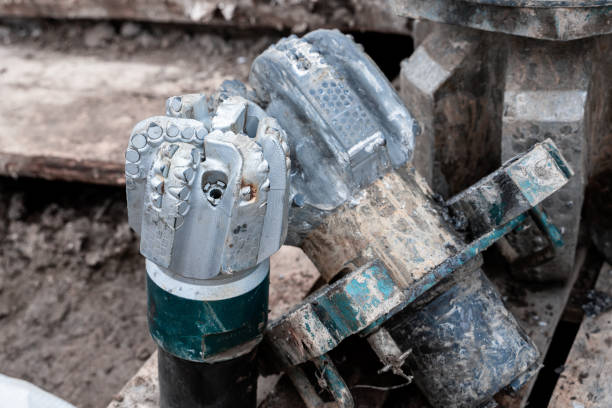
<box><xmin>548</xmin><ymin>263</ymin><xmax>612</xmax><ymax>408</ymax></box>
<box><xmin>107</xmin><ymin>246</ymin><xmax>319</xmax><ymax>408</ymax></box>
<box><xmin>0</xmin><ymin>34</ymin><xmax>271</xmax><ymax>185</ymax></box>
<box><xmin>491</xmin><ymin>248</ymin><xmax>587</xmax><ymax>407</ymax></box>
<box><xmin>0</xmin><ymin>0</ymin><xmax>410</xmax><ymax>35</ymax></box>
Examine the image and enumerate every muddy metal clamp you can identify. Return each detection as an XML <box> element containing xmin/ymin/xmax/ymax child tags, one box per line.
<box><xmin>125</xmin><ymin>95</ymin><xmax>290</xmax><ymax>407</ymax></box>
<box><xmin>250</xmin><ymin>30</ymin><xmax>574</xmax><ymax>408</ymax></box>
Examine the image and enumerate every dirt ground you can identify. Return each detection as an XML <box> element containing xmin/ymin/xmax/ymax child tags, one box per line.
<box><xmin>0</xmin><ymin>177</ymin><xmax>150</xmax><ymax>407</ymax></box>
<box><xmin>0</xmin><ymin>176</ymin><xmax>318</xmax><ymax>408</ymax></box>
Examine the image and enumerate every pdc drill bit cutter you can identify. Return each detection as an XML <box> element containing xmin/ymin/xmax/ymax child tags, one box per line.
<box><xmin>125</xmin><ymin>95</ymin><xmax>290</xmax><ymax>408</ymax></box>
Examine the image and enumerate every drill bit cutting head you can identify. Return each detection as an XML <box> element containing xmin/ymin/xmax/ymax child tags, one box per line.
<box><xmin>126</xmin><ymin>95</ymin><xmax>290</xmax><ymax>366</ymax></box>
<box><xmin>127</xmin><ymin>96</ymin><xmax>290</xmax><ymax>283</ymax></box>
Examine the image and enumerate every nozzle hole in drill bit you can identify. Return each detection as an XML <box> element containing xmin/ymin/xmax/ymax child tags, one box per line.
<box><xmin>201</xmin><ymin>170</ymin><xmax>228</xmax><ymax>205</ymax></box>
<box><xmin>210</xmin><ymin>189</ymin><xmax>223</xmax><ymax>199</ymax></box>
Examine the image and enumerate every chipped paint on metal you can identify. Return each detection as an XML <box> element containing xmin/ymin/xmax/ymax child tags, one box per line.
<box><xmin>530</xmin><ymin>207</ymin><xmax>565</xmax><ymax>248</ymax></box>
<box><xmin>146</xmin><ymin>268</ymin><xmax>269</xmax><ymax>362</ymax></box>
<box><xmin>266</xmin><ymin>262</ymin><xmax>405</xmax><ymax>366</ymax></box>
<box><xmin>446</xmin><ymin>139</ymin><xmax>571</xmax><ymax>236</ymax></box>
<box><xmin>506</xmin><ymin>141</ymin><xmax>572</xmax><ymax>206</ymax></box>
<box><xmin>266</xmin><ymin>213</ymin><xmax>528</xmax><ymax>367</ymax></box>
<box><xmin>313</xmin><ymin>354</ymin><xmax>354</xmax><ymax>407</ymax></box>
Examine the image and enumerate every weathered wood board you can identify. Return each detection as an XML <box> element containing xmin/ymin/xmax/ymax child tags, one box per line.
<box><xmin>0</xmin><ymin>0</ymin><xmax>410</xmax><ymax>34</ymax></box>
<box><xmin>548</xmin><ymin>263</ymin><xmax>612</xmax><ymax>408</ymax></box>
<box><xmin>492</xmin><ymin>248</ymin><xmax>587</xmax><ymax>407</ymax></box>
<box><xmin>0</xmin><ymin>35</ymin><xmax>272</xmax><ymax>185</ymax></box>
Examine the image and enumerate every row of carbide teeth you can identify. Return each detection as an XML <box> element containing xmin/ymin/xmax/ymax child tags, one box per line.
<box><xmin>254</xmin><ymin>147</ymin><xmax>270</xmax><ymax>202</ymax></box>
<box><xmin>149</xmin><ymin>144</ymin><xmax>173</xmax><ymax>211</ymax></box>
<box><xmin>263</xmin><ymin>121</ymin><xmax>291</xmax><ymax>172</ymax></box>
<box><xmin>125</xmin><ymin>119</ymin><xmax>207</xmax><ymax>184</ymax></box>
<box><xmin>149</xmin><ymin>142</ymin><xmax>200</xmax><ymax>232</ymax></box>
<box><xmin>147</xmin><ymin>122</ymin><xmax>208</xmax><ymax>144</ymax></box>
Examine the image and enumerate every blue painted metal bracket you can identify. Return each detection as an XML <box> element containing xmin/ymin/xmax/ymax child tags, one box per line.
<box><xmin>264</xmin><ymin>213</ymin><xmax>526</xmax><ymax>368</ymax></box>
<box><xmin>529</xmin><ymin>207</ymin><xmax>564</xmax><ymax>249</ymax></box>
<box><xmin>265</xmin><ymin>139</ymin><xmax>571</xmax><ymax>370</ymax></box>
